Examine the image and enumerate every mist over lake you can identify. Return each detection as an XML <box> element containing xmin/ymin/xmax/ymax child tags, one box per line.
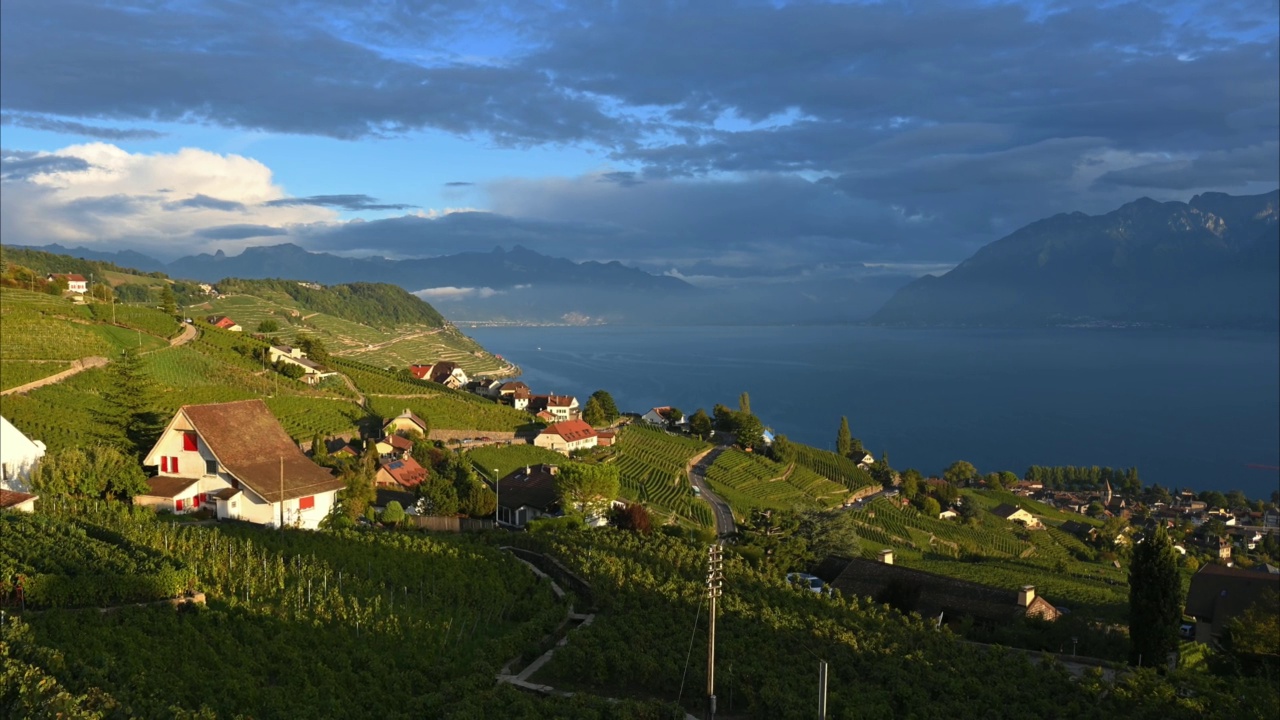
<box><xmin>470</xmin><ymin>325</ymin><xmax>1280</xmax><ymax>500</ymax></box>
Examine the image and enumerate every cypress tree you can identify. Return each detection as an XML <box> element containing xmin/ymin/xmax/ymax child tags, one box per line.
<box><xmin>738</xmin><ymin>392</ymin><xmax>751</xmax><ymax>415</ymax></box>
<box><xmin>836</xmin><ymin>416</ymin><xmax>852</xmax><ymax>458</ymax></box>
<box><xmin>1128</xmin><ymin>523</ymin><xmax>1183</xmax><ymax>669</ymax></box>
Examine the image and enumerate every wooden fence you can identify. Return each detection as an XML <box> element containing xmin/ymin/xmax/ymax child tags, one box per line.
<box><xmin>406</xmin><ymin>515</ymin><xmax>494</xmax><ymax>532</ymax></box>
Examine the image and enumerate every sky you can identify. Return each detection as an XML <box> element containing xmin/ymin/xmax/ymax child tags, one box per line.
<box><xmin>1</xmin><ymin>0</ymin><xmax>1277</xmax><ymax>276</ymax></box>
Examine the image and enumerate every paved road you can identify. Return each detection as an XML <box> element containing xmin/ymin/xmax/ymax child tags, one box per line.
<box><xmin>688</xmin><ymin>446</ymin><xmax>736</xmax><ymax>538</ymax></box>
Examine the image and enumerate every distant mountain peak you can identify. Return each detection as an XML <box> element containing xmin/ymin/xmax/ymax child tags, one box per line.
<box><xmin>873</xmin><ymin>189</ymin><xmax>1280</xmax><ymax>328</ymax></box>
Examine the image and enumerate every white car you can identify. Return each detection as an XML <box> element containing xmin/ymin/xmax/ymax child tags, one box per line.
<box><xmin>786</xmin><ymin>573</ymin><xmax>826</xmax><ymax>594</ymax></box>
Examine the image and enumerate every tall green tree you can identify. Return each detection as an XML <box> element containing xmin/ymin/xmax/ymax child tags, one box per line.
<box><xmin>160</xmin><ymin>284</ymin><xmax>177</xmax><ymax>316</ymax></box>
<box><xmin>738</xmin><ymin>392</ymin><xmax>751</xmax><ymax>415</ymax></box>
<box><xmin>582</xmin><ymin>396</ymin><xmax>607</xmax><ymax>427</ymax></box>
<box><xmin>836</xmin><ymin>416</ymin><xmax>852</xmax><ymax>457</ymax></box>
<box><xmin>589</xmin><ymin>389</ymin><xmax>619</xmax><ymax>423</ymax></box>
<box><xmin>103</xmin><ymin>348</ymin><xmax>163</xmax><ymax>455</ymax></box>
<box><xmin>736</xmin><ymin>413</ymin><xmax>765</xmax><ymax>451</ymax></box>
<box><xmin>688</xmin><ymin>408</ymin><xmax>713</xmax><ymax>440</ymax></box>
<box><xmin>942</xmin><ymin>460</ymin><xmax>978</xmax><ymax>486</ymax></box>
<box><xmin>555</xmin><ymin>463</ymin><xmax>620</xmax><ymax>522</ymax></box>
<box><xmin>1128</xmin><ymin>524</ymin><xmax>1183</xmax><ymax>669</ymax></box>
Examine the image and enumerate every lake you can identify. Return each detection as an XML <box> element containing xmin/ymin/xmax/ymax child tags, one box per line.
<box><xmin>467</xmin><ymin>325</ymin><xmax>1280</xmax><ymax>500</ymax></box>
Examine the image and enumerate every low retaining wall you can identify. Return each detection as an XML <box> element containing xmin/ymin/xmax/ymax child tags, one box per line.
<box><xmin>503</xmin><ymin>547</ymin><xmax>595</xmax><ymax>610</ymax></box>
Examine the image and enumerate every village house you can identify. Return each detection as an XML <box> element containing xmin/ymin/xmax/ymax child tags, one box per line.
<box><xmin>495</xmin><ymin>464</ymin><xmax>562</xmax><ymax>529</ymax></box>
<box><xmin>207</xmin><ymin>315</ymin><xmax>242</xmax><ymax>332</ymax></box>
<box><xmin>530</xmin><ymin>394</ymin><xmax>580</xmax><ymax>422</ymax></box>
<box><xmin>0</xmin><ymin>489</ymin><xmax>39</xmax><ymax>513</ymax></box>
<box><xmin>46</xmin><ymin>273</ymin><xmax>88</xmax><ymax>294</ymax></box>
<box><xmin>814</xmin><ymin>551</ymin><xmax>1060</xmax><ymax>627</ymax></box>
<box><xmin>534</xmin><ymin>419</ymin><xmax>598</xmax><ymax>455</ymax></box>
<box><xmin>596</xmin><ymin>430</ymin><xmax>616</xmax><ymax>447</ymax></box>
<box><xmin>641</xmin><ymin>406</ymin><xmax>686</xmax><ymax>427</ymax></box>
<box><xmin>375</xmin><ymin>457</ymin><xmax>427</xmax><ymax>491</ymax></box>
<box><xmin>1</xmin><ymin>416</ymin><xmax>46</xmax><ymax>493</ymax></box>
<box><xmin>138</xmin><ymin>399</ymin><xmax>344</xmax><ymax>529</ymax></box>
<box><xmin>1185</xmin><ymin>563</ymin><xmax>1280</xmax><ymax>645</ymax></box>
<box><xmin>374</xmin><ymin>434</ymin><xmax>413</xmax><ymax>459</ymax></box>
<box><xmin>849</xmin><ymin>449</ymin><xmax>875</xmax><ymax>467</ymax></box>
<box><xmin>409</xmin><ymin>361</ymin><xmax>469</xmax><ymax>389</ymax></box>
<box><xmin>383</xmin><ymin>408</ymin><xmax>430</xmax><ymax>438</ymax></box>
<box><xmin>992</xmin><ymin>503</ymin><xmax>1044</xmax><ymax>529</ymax></box>
<box><xmin>268</xmin><ymin>345</ymin><xmax>336</xmax><ymax>385</ymax></box>
<box><xmin>492</xmin><ymin>380</ymin><xmax>534</xmax><ymax>410</ymax></box>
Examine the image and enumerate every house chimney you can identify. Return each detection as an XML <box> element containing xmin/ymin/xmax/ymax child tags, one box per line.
<box><xmin>1018</xmin><ymin>585</ymin><xmax>1035</xmax><ymax>607</ymax></box>
<box><xmin>878</xmin><ymin>549</ymin><xmax>894</xmax><ymax>565</ymax></box>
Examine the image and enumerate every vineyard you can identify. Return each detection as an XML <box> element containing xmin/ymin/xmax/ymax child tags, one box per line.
<box><xmin>0</xmin><ymin>369</ymin><xmax>121</xmax><ymax>451</ymax></box>
<box><xmin>367</xmin><ymin>393</ymin><xmax>533</xmax><ymax>433</ymax></box>
<box><xmin>789</xmin><ymin>444</ymin><xmax>877</xmax><ymax>493</ymax></box>
<box><xmin>88</xmin><ymin>303</ymin><xmax>180</xmax><ymax>339</ymax></box>
<box><xmin>519</xmin><ymin>526</ymin><xmax>1265</xmax><ymax>719</ymax></box>
<box><xmin>842</xmin><ymin>495</ymin><xmax>1132</xmax><ymax>619</ymax></box>
<box><xmin>0</xmin><ymin>360</ymin><xmax>72</xmax><ymax>391</ymax></box>
<box><xmin>0</xmin><ymin>500</ymin><xmax>673</xmax><ymax>719</ymax></box>
<box><xmin>609</xmin><ymin>425</ymin><xmax>713</xmax><ymax>528</ymax></box>
<box><xmin>0</xmin><ymin>512</ymin><xmax>194</xmax><ymax>609</ymax></box>
<box><xmin>703</xmin><ymin>449</ymin><xmax>846</xmax><ymax>515</ymax></box>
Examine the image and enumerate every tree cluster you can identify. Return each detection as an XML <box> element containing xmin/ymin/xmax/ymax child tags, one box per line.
<box><xmin>1024</xmin><ymin>465</ymin><xmax>1141</xmax><ymax>493</ymax></box>
<box><xmin>713</xmin><ymin>403</ymin><xmax>764</xmax><ymax>450</ymax></box>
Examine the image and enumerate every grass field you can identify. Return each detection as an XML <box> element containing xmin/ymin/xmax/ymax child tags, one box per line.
<box><xmin>465</xmin><ymin>444</ymin><xmax>568</xmax><ymax>481</ymax></box>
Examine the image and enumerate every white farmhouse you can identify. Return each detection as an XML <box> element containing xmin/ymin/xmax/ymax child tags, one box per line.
<box><xmin>1</xmin><ymin>416</ymin><xmax>46</xmax><ymax>492</ymax></box>
<box><xmin>139</xmin><ymin>399</ymin><xmax>344</xmax><ymax>529</ymax></box>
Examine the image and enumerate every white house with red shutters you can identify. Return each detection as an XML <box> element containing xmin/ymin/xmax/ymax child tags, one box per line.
<box><xmin>138</xmin><ymin>399</ymin><xmax>344</xmax><ymax>529</ymax></box>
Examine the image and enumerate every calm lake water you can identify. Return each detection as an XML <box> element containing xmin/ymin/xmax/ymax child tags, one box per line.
<box><xmin>467</xmin><ymin>325</ymin><xmax>1280</xmax><ymax>500</ymax></box>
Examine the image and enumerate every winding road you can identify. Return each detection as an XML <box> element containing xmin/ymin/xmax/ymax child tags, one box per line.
<box><xmin>688</xmin><ymin>446</ymin><xmax>736</xmax><ymax>538</ymax></box>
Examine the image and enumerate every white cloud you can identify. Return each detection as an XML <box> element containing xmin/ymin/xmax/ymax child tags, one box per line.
<box><xmin>412</xmin><ymin>286</ymin><xmax>504</xmax><ymax>300</ymax></box>
<box><xmin>0</xmin><ymin>143</ymin><xmax>335</xmax><ymax>257</ymax></box>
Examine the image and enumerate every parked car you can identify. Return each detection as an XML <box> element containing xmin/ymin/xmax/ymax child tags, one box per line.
<box><xmin>786</xmin><ymin>573</ymin><xmax>827</xmax><ymax>594</ymax></box>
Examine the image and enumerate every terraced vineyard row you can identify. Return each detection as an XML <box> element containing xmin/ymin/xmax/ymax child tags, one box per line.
<box><xmin>704</xmin><ymin>449</ymin><xmax>820</xmax><ymax>512</ymax></box>
<box><xmin>790</xmin><ymin>444</ymin><xmax>877</xmax><ymax>492</ymax></box>
<box><xmin>849</xmin><ymin>498</ymin><xmax>1032</xmax><ymax>558</ymax></box>
<box><xmin>611</xmin><ymin>426</ymin><xmax>712</xmax><ymax>527</ymax></box>
<box><xmin>89</xmin><ymin>303</ymin><xmax>180</xmax><ymax>338</ymax></box>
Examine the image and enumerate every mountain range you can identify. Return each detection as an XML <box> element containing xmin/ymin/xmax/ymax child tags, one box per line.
<box><xmin>873</xmin><ymin>190</ymin><xmax>1280</xmax><ymax>328</ymax></box>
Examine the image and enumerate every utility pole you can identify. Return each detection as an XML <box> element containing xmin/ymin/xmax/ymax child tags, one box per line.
<box><xmin>818</xmin><ymin>660</ymin><xmax>828</xmax><ymax>720</ymax></box>
<box><xmin>493</xmin><ymin>468</ymin><xmax>500</xmax><ymax>528</ymax></box>
<box><xmin>706</xmin><ymin>543</ymin><xmax>724</xmax><ymax>720</ymax></box>
<box><xmin>279</xmin><ymin>456</ymin><xmax>284</xmax><ymax>529</ymax></box>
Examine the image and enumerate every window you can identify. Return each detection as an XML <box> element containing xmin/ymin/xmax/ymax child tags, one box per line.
<box><xmin>161</xmin><ymin>457</ymin><xmax>169</xmax><ymax>473</ymax></box>
<box><xmin>183</xmin><ymin>431</ymin><xmax>198</xmax><ymax>452</ymax></box>
<box><xmin>206</xmin><ymin>459</ymin><xmax>218</xmax><ymax>475</ymax></box>
<box><xmin>298</xmin><ymin>496</ymin><xmax>315</xmax><ymax>511</ymax></box>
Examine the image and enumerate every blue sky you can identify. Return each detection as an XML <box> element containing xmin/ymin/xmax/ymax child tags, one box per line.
<box><xmin>1</xmin><ymin>0</ymin><xmax>1277</xmax><ymax>271</ymax></box>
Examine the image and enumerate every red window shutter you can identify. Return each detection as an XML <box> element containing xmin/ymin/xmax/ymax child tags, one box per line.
<box><xmin>299</xmin><ymin>496</ymin><xmax>315</xmax><ymax>510</ymax></box>
<box><xmin>171</xmin><ymin>457</ymin><xmax>179</xmax><ymax>474</ymax></box>
<box><xmin>183</xmin><ymin>432</ymin><xmax>197</xmax><ymax>451</ymax></box>
<box><xmin>161</xmin><ymin>457</ymin><xmax>169</xmax><ymax>473</ymax></box>
<box><xmin>176</xmin><ymin>499</ymin><xmax>184</xmax><ymax>511</ymax></box>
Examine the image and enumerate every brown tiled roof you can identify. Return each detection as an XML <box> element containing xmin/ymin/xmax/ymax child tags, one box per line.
<box><xmin>140</xmin><ymin>476</ymin><xmax>199</xmax><ymax>499</ymax></box>
<box><xmin>210</xmin><ymin>488</ymin><xmax>242</xmax><ymax>501</ymax></box>
<box><xmin>384</xmin><ymin>434</ymin><xmax>413</xmax><ymax>451</ymax></box>
<box><xmin>182</xmin><ymin>399</ymin><xmax>343</xmax><ymax>503</ymax></box>
<box><xmin>498</xmin><ymin>464</ymin><xmax>560</xmax><ymax>513</ymax></box>
<box><xmin>385</xmin><ymin>408</ymin><xmax>429</xmax><ymax>434</ymax></box>
<box><xmin>992</xmin><ymin>503</ymin><xmax>1024</xmax><ymax>519</ymax></box>
<box><xmin>51</xmin><ymin>273</ymin><xmax>87</xmax><ymax>282</ymax></box>
<box><xmin>378</xmin><ymin>457</ymin><xmax>427</xmax><ymax>489</ymax></box>
<box><xmin>818</xmin><ymin>555</ymin><xmax>1056</xmax><ymax>624</ymax></box>
<box><xmin>500</xmin><ymin>381</ymin><xmax>529</xmax><ymax>392</ymax></box>
<box><xmin>1185</xmin><ymin>564</ymin><xmax>1280</xmax><ymax>637</ymax></box>
<box><xmin>541</xmin><ymin>419</ymin><xmax>596</xmax><ymax>442</ymax></box>
<box><xmin>428</xmin><ymin>361</ymin><xmax>460</xmax><ymax>383</ymax></box>
<box><xmin>0</xmin><ymin>490</ymin><xmax>38</xmax><ymax>508</ymax></box>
